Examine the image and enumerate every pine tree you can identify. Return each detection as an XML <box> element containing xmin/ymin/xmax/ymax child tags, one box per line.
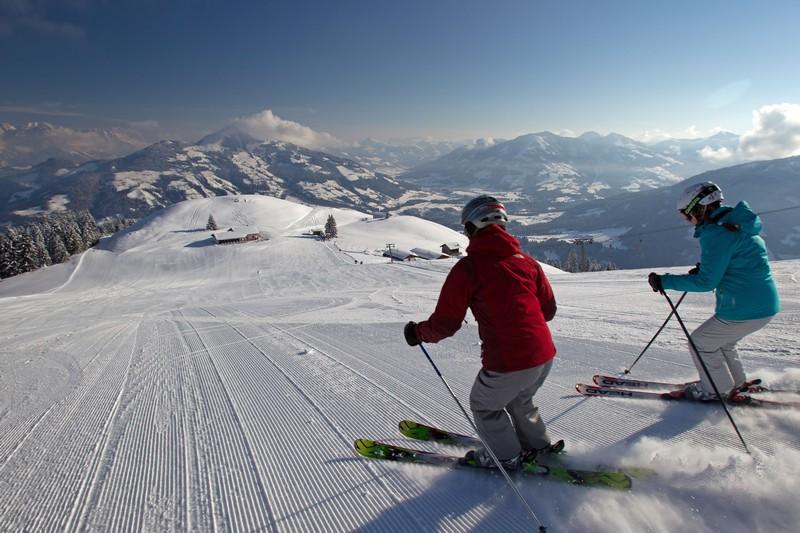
<box><xmin>13</xmin><ymin>230</ymin><xmax>37</xmax><ymax>274</ymax></box>
<box><xmin>0</xmin><ymin>232</ymin><xmax>13</xmax><ymax>279</ymax></box>
<box><xmin>565</xmin><ymin>250</ymin><xmax>579</xmax><ymax>273</ymax></box>
<box><xmin>324</xmin><ymin>214</ymin><xmax>338</xmax><ymax>240</ymax></box>
<box><xmin>28</xmin><ymin>223</ymin><xmax>52</xmax><ymax>268</ymax></box>
<box><xmin>62</xmin><ymin>216</ymin><xmax>85</xmax><ymax>255</ymax></box>
<box><xmin>77</xmin><ymin>210</ymin><xmax>100</xmax><ymax>247</ymax></box>
<box><xmin>206</xmin><ymin>214</ymin><xmax>218</xmax><ymax>231</ymax></box>
<box><xmin>48</xmin><ymin>232</ymin><xmax>69</xmax><ymax>264</ymax></box>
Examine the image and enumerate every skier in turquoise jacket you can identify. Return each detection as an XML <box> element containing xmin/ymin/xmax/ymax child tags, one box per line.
<box><xmin>648</xmin><ymin>182</ymin><xmax>780</xmax><ymax>400</ymax></box>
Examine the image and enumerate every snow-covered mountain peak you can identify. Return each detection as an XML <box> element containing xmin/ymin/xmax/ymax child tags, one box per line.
<box><xmin>196</xmin><ymin>125</ymin><xmax>265</xmax><ymax>150</ymax></box>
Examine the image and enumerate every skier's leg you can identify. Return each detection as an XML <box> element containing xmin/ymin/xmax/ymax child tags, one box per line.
<box><xmin>718</xmin><ymin>316</ymin><xmax>773</xmax><ymax>388</ymax></box>
<box><xmin>506</xmin><ymin>360</ymin><xmax>553</xmax><ymax>451</ymax></box>
<box><xmin>469</xmin><ymin>369</ymin><xmax>530</xmax><ymax>460</ymax></box>
<box><xmin>690</xmin><ymin>317</ymin><xmax>737</xmax><ymax>394</ymax></box>
<box><xmin>690</xmin><ymin>316</ymin><xmax>772</xmax><ymax>394</ymax></box>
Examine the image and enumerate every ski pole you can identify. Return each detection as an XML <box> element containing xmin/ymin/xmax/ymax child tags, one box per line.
<box><xmin>417</xmin><ymin>342</ymin><xmax>548</xmax><ymax>533</ymax></box>
<box><xmin>659</xmin><ymin>291</ymin><xmax>751</xmax><ymax>455</ymax></box>
<box><xmin>624</xmin><ymin>291</ymin><xmax>688</xmax><ymax>374</ymax></box>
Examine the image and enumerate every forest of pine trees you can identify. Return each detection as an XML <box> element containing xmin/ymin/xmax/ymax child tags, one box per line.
<box><xmin>0</xmin><ymin>210</ymin><xmax>133</xmax><ymax>280</ymax></box>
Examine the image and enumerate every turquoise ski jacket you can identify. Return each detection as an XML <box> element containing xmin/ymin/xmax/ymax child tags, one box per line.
<box><xmin>661</xmin><ymin>201</ymin><xmax>780</xmax><ymax>320</ymax></box>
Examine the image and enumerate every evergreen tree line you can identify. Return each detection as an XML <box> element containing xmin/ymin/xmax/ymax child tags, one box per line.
<box><xmin>543</xmin><ymin>249</ymin><xmax>618</xmax><ymax>273</ymax></box>
<box><xmin>520</xmin><ymin>240</ymin><xmax>618</xmax><ymax>273</ymax></box>
<box><xmin>0</xmin><ymin>210</ymin><xmax>132</xmax><ymax>280</ymax></box>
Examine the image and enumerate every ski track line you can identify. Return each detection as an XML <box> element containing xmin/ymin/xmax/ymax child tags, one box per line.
<box><xmin>0</xmin><ymin>323</ymin><xmax>128</xmax><ymax>474</ymax></box>
<box><xmin>284</xmin><ymin>323</ymin><xmax>491</xmax><ymax>435</ymax></box>
<box><xmin>230</xmin><ymin>321</ymin><xmax>545</xmax><ymax>532</ymax></box>
<box><xmin>0</xmin><ymin>323</ymin><xmax>134</xmax><ymax>530</ymax></box>
<box><xmin>67</xmin><ymin>322</ymin><xmax>140</xmax><ymax>532</ymax></box>
<box><xmin>183</xmin><ymin>314</ymin><xmax>277</xmax><ymax>531</ymax></box>
<box><xmin>257</xmin><ymin>320</ymin><xmax>468</xmax><ymax>430</ymax></box>
<box><xmin>50</xmin><ymin>247</ymin><xmax>89</xmax><ymax>294</ymax></box>
<box><xmin>96</xmin><ymin>316</ymin><xmax>224</xmax><ymax>531</ymax></box>
<box><xmin>218</xmin><ymin>320</ymin><xmax>429</xmax><ymax>532</ymax></box>
<box><xmin>81</xmin><ymin>319</ymin><xmax>179</xmax><ymax>531</ymax></box>
<box><xmin>173</xmin><ymin>317</ymin><xmax>221</xmax><ymax>532</ymax></box>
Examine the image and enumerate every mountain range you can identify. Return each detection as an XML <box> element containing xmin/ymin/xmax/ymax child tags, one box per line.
<box><xmin>0</xmin><ymin>122</ymin><xmax>147</xmax><ymax>168</ymax></box>
<box><xmin>517</xmin><ymin>155</ymin><xmax>800</xmax><ymax>268</ymax></box>
<box><xmin>0</xmin><ymin>132</ymin><xmax>412</xmax><ymax>224</ymax></box>
<box><xmin>398</xmin><ymin>131</ymin><xmax>743</xmax><ymax>216</ymax></box>
<box><xmin>0</xmin><ymin>122</ymin><xmax>773</xmax><ymax>271</ymax></box>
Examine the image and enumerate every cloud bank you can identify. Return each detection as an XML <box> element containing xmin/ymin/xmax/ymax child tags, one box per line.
<box><xmin>739</xmin><ymin>103</ymin><xmax>800</xmax><ymax>159</ymax></box>
<box><xmin>233</xmin><ymin>109</ymin><xmax>342</xmax><ymax>151</ymax></box>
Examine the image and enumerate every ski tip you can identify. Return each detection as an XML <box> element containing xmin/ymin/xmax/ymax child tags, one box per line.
<box><xmin>354</xmin><ymin>438</ymin><xmax>378</xmax><ymax>456</ymax></box>
<box><xmin>398</xmin><ymin>420</ymin><xmax>420</xmax><ymax>432</ymax></box>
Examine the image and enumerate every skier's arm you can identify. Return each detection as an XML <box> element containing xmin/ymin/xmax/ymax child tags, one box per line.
<box><xmin>661</xmin><ymin>230</ymin><xmax>734</xmax><ymax>292</ymax></box>
<box><xmin>416</xmin><ymin>261</ymin><xmax>472</xmax><ymax>343</ymax></box>
<box><xmin>534</xmin><ymin>260</ymin><xmax>557</xmax><ymax>321</ymax></box>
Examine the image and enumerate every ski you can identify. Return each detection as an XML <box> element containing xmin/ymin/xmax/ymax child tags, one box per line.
<box><xmin>398</xmin><ymin>420</ymin><xmax>655</xmax><ymax>480</ymax></box>
<box><xmin>593</xmin><ymin>374</ymin><xmax>690</xmax><ymax>390</ymax></box>
<box><xmin>399</xmin><ymin>419</ymin><xmax>479</xmax><ymax>447</ymax></box>
<box><xmin>354</xmin><ymin>438</ymin><xmax>632</xmax><ymax>490</ymax></box>
<box><xmin>593</xmin><ymin>374</ymin><xmax>799</xmax><ymax>395</ymax></box>
<box><xmin>576</xmin><ymin>384</ymin><xmax>800</xmax><ymax>408</ymax></box>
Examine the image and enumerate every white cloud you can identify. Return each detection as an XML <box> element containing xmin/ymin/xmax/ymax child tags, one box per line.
<box><xmin>738</xmin><ymin>103</ymin><xmax>800</xmax><ymax>159</ymax></box>
<box><xmin>638</xmin><ymin>125</ymin><xmax>731</xmax><ymax>143</ymax></box>
<box><xmin>698</xmin><ymin>145</ymin><xmax>734</xmax><ymax>161</ymax></box>
<box><xmin>233</xmin><ymin>109</ymin><xmax>342</xmax><ymax>150</ymax></box>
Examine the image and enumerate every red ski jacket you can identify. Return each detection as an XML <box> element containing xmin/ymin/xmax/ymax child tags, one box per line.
<box><xmin>416</xmin><ymin>224</ymin><xmax>557</xmax><ymax>372</ymax></box>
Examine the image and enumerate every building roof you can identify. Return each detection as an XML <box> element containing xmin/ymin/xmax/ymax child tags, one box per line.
<box><xmin>411</xmin><ymin>247</ymin><xmax>449</xmax><ymax>260</ymax></box>
<box><xmin>382</xmin><ymin>248</ymin><xmax>418</xmax><ymax>260</ymax></box>
<box><xmin>212</xmin><ymin>226</ymin><xmax>259</xmax><ymax>242</ymax></box>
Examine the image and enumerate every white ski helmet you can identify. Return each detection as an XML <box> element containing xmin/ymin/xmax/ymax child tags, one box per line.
<box><xmin>460</xmin><ymin>195</ymin><xmax>508</xmax><ymax>230</ymax></box>
<box><xmin>676</xmin><ymin>182</ymin><xmax>724</xmax><ymax>215</ymax></box>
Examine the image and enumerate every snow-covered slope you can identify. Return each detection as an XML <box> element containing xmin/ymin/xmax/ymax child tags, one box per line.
<box><xmin>0</xmin><ymin>196</ymin><xmax>798</xmax><ymax>533</ymax></box>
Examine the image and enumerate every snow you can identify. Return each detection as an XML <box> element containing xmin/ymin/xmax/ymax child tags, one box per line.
<box><xmin>46</xmin><ymin>194</ymin><xmax>70</xmax><ymax>212</ymax></box>
<box><xmin>113</xmin><ymin>170</ymin><xmax>162</xmax><ymax>189</ymax></box>
<box><xmin>336</xmin><ymin>165</ymin><xmax>373</xmax><ymax>182</ymax></box>
<box><xmin>0</xmin><ymin>195</ymin><xmax>798</xmax><ymax>532</ymax></box>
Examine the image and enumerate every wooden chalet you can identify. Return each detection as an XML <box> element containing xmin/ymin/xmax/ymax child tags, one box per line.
<box><xmin>212</xmin><ymin>227</ymin><xmax>262</xmax><ymax>245</ymax></box>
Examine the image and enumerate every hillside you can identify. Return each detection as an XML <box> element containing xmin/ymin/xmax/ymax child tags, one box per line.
<box><xmin>0</xmin><ymin>134</ymin><xmax>415</xmax><ymax>226</ymax></box>
<box><xmin>518</xmin><ymin>155</ymin><xmax>800</xmax><ymax>269</ymax></box>
<box><xmin>0</xmin><ymin>196</ymin><xmax>798</xmax><ymax>532</ymax></box>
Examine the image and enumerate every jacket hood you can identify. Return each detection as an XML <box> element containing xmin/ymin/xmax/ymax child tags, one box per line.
<box><xmin>466</xmin><ymin>224</ymin><xmax>521</xmax><ymax>257</ymax></box>
<box><xmin>716</xmin><ymin>201</ymin><xmax>762</xmax><ymax>236</ymax></box>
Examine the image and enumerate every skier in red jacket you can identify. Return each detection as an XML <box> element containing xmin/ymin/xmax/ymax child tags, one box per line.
<box><xmin>404</xmin><ymin>195</ymin><xmax>559</xmax><ymax>469</ymax></box>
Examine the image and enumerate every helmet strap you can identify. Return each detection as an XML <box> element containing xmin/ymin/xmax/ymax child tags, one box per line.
<box><xmin>464</xmin><ymin>221</ymin><xmax>478</xmax><ymax>238</ymax></box>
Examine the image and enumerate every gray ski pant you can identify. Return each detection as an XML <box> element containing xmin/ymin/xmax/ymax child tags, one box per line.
<box><xmin>690</xmin><ymin>315</ymin><xmax>773</xmax><ymax>394</ymax></box>
<box><xmin>469</xmin><ymin>359</ymin><xmax>553</xmax><ymax>461</ymax></box>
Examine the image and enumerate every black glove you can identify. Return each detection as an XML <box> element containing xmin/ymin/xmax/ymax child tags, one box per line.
<box><xmin>404</xmin><ymin>321</ymin><xmax>421</xmax><ymax>346</ymax></box>
<box><xmin>648</xmin><ymin>272</ymin><xmax>663</xmax><ymax>293</ymax></box>
<box><xmin>688</xmin><ymin>263</ymin><xmax>700</xmax><ymax>275</ymax></box>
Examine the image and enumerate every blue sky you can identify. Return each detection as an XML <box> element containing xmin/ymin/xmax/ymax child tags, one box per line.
<box><xmin>1</xmin><ymin>0</ymin><xmax>799</xmax><ymax>143</ymax></box>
